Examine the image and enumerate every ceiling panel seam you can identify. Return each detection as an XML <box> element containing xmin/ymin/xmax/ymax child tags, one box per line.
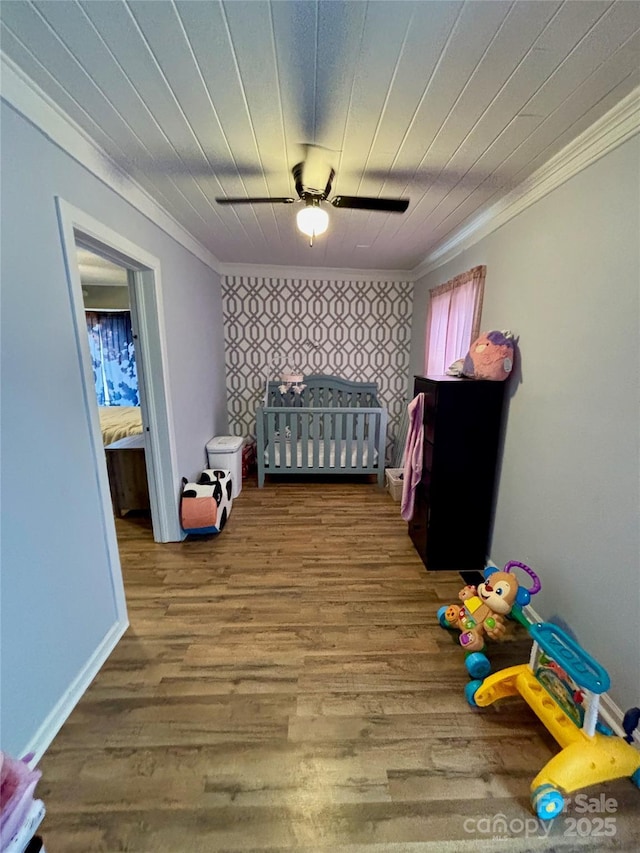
<box><xmin>326</xmin><ymin>3</ymin><xmax>370</xmax><ymax>260</ymax></box>
<box><xmin>414</xmin><ymin>84</ymin><xmax>640</xmax><ymax>276</ymax></box>
<box><xmin>406</xmin><ymin>6</ymin><xmax>639</xmax><ymax>244</ymax></box>
<box><xmin>124</xmin><ymin>2</ymin><xmax>238</xmax><ymax>227</ymax></box>
<box><xmin>432</xmin><ymin>68</ymin><xmax>640</xmax><ymax>248</ymax></box>
<box><xmin>402</xmin><ymin>1</ymin><xmax>565</xmax><ymax>237</ymax></box>
<box><xmin>217</xmin><ymin>0</ymin><xmax>279</xmax><ymax>248</ymax></box>
<box><xmin>0</xmin><ymin>51</ymin><xmax>223</xmax><ymax>273</ymax></box>
<box><xmin>355</xmin><ymin>11</ymin><xmax>414</xmax><ymax>201</ymax></box>
<box><xmin>171</xmin><ymin>0</ymin><xmax>260</xmax><ymax>248</ymax></box>
<box><xmin>264</xmin><ymin>0</ymin><xmax>292</xmax><ymax>250</ymax></box>
<box><xmin>381</xmin><ymin>7</ymin><xmax>519</xmax><ymax>245</ymax></box>
<box><xmin>504</xmin><ymin>40</ymin><xmax>640</xmax><ymax>189</ymax></box>
<box><xmin>381</xmin><ymin>2</ymin><xmax>464</xmax><ymax>192</ymax></box>
<box><xmin>32</xmin><ymin>0</ymin><xmax>217</xmax><ymax>230</ymax></box>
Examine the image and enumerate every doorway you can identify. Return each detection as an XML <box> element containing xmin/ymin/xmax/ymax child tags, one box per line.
<box><xmin>56</xmin><ymin>199</ymin><xmax>181</xmax><ymax>556</ymax></box>
<box><xmin>78</xmin><ymin>248</ymin><xmax>150</xmax><ymax>527</ymax></box>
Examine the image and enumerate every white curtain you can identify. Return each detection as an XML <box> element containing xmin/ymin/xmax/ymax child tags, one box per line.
<box><xmin>424</xmin><ymin>266</ymin><xmax>485</xmax><ymax>375</ymax></box>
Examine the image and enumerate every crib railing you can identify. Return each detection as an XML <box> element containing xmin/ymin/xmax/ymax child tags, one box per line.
<box><xmin>264</xmin><ymin>376</ymin><xmax>381</xmax><ymax>409</ymax></box>
<box><xmin>256</xmin><ymin>405</ymin><xmax>387</xmax><ymax>487</ymax></box>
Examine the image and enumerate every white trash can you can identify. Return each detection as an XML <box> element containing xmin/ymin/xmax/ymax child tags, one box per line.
<box><xmin>206</xmin><ymin>436</ymin><xmax>244</xmax><ymax>499</ymax></box>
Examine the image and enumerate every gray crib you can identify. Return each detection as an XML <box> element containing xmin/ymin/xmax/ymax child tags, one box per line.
<box><xmin>255</xmin><ymin>374</ymin><xmax>388</xmax><ymax>487</ymax></box>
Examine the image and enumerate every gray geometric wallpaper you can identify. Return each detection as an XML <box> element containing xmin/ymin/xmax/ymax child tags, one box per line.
<box><xmin>221</xmin><ymin>275</ymin><xmax>414</xmax><ymax>463</ymax></box>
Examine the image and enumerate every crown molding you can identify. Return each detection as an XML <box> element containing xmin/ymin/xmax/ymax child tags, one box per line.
<box><xmin>0</xmin><ymin>51</ymin><xmax>223</xmax><ymax>275</ymax></box>
<box><xmin>413</xmin><ymin>85</ymin><xmax>640</xmax><ymax>279</ymax></box>
<box><xmin>218</xmin><ymin>262</ymin><xmax>414</xmax><ymax>283</ymax></box>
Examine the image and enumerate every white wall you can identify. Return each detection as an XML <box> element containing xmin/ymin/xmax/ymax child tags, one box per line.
<box><xmin>0</xmin><ymin>101</ymin><xmax>228</xmax><ymax>757</ymax></box>
<box><xmin>410</xmin><ymin>136</ymin><xmax>640</xmax><ymax>712</ymax></box>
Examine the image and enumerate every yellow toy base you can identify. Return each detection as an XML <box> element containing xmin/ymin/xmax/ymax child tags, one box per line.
<box><xmin>471</xmin><ymin>664</ymin><xmax>640</xmax><ymax>819</ymax></box>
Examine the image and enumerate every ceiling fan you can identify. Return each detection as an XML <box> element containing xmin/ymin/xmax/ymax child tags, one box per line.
<box><xmin>215</xmin><ymin>159</ymin><xmax>409</xmax><ymax>246</ymax></box>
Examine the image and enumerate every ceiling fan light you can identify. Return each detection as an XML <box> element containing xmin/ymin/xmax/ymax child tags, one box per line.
<box><xmin>296</xmin><ymin>205</ymin><xmax>329</xmax><ymax>238</ymax></box>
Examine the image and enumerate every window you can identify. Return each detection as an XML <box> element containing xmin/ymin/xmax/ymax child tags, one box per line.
<box><xmin>85</xmin><ymin>310</ymin><xmax>139</xmax><ymax>406</ymax></box>
<box><xmin>424</xmin><ymin>265</ymin><xmax>485</xmax><ymax>375</ymax></box>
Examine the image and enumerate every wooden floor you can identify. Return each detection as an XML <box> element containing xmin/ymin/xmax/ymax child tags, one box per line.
<box><xmin>39</xmin><ymin>478</ymin><xmax>640</xmax><ymax>852</ymax></box>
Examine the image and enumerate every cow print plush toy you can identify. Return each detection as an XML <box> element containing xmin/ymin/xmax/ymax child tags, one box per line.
<box><xmin>180</xmin><ymin>469</ymin><xmax>233</xmax><ymax>534</ymax></box>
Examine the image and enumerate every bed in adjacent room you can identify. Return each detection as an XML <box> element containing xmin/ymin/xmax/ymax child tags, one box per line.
<box><xmin>98</xmin><ymin>405</ymin><xmax>143</xmax><ymax>446</ymax></box>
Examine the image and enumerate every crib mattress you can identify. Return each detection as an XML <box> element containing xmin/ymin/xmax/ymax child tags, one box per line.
<box><xmin>264</xmin><ymin>439</ymin><xmax>378</xmax><ymax>469</ymax></box>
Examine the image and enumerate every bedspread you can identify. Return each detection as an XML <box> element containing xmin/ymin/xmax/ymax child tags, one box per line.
<box><xmin>99</xmin><ymin>406</ymin><xmax>143</xmax><ymax>446</ymax></box>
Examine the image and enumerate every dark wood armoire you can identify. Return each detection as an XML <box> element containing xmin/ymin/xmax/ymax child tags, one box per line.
<box><xmin>408</xmin><ymin>375</ymin><xmax>506</xmax><ymax>572</ymax></box>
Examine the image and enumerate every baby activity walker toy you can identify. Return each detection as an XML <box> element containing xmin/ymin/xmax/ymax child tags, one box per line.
<box><xmin>465</xmin><ymin>621</ymin><xmax>640</xmax><ymax>820</ymax></box>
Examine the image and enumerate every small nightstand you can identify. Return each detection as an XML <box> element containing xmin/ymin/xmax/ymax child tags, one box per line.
<box><xmin>104</xmin><ymin>433</ymin><xmax>150</xmax><ymax>516</ymax></box>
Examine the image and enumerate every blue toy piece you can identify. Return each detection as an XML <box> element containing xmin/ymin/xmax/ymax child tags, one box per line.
<box><xmin>623</xmin><ymin>707</ymin><xmax>640</xmax><ymax>744</ymax></box>
<box><xmin>532</xmin><ymin>784</ymin><xmax>565</xmax><ymax>820</ymax></box>
<box><xmin>437</xmin><ymin>605</ymin><xmax>449</xmax><ymax>629</ymax></box>
<box><xmin>465</xmin><ymin>679</ymin><xmax>483</xmax><ymax>708</ymax></box>
<box><xmin>465</xmin><ymin>652</ymin><xmax>491</xmax><ymax>680</ymax></box>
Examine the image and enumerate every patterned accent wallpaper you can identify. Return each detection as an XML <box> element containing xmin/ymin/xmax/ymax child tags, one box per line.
<box><xmin>221</xmin><ymin>275</ymin><xmax>414</xmax><ymax>462</ymax></box>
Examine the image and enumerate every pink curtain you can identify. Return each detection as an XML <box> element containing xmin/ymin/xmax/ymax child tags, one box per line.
<box><xmin>424</xmin><ymin>266</ymin><xmax>485</xmax><ymax>375</ymax></box>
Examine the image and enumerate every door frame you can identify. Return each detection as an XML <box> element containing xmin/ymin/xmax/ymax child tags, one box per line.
<box><xmin>56</xmin><ymin>199</ymin><xmax>182</xmax><ymax>556</ymax></box>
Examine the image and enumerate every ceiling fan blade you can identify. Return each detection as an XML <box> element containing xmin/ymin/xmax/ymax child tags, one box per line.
<box><xmin>330</xmin><ymin>196</ymin><xmax>409</xmax><ymax>213</ymax></box>
<box><xmin>216</xmin><ymin>197</ymin><xmax>296</xmax><ymax>205</ymax></box>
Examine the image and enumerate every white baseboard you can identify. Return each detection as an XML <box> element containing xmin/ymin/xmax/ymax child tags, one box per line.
<box><xmin>24</xmin><ymin>618</ymin><xmax>128</xmax><ymax>766</ymax></box>
<box><xmin>484</xmin><ymin>559</ymin><xmax>640</xmax><ymax>749</ymax></box>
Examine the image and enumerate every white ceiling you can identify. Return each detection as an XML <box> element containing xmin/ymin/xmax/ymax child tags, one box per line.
<box><xmin>76</xmin><ymin>248</ymin><xmax>128</xmax><ymax>286</ymax></box>
<box><xmin>1</xmin><ymin>0</ymin><xmax>639</xmax><ymax>272</ymax></box>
